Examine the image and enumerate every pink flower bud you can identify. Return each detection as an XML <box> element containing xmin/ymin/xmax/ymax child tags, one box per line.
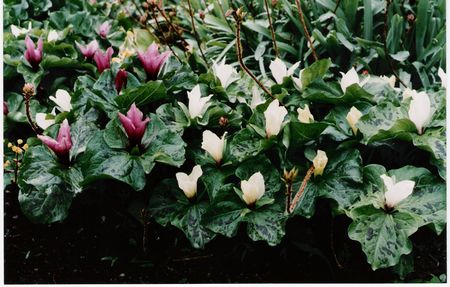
<box><xmin>37</xmin><ymin>119</ymin><xmax>72</xmax><ymax>160</ymax></box>
<box><xmin>118</xmin><ymin>103</ymin><xmax>150</xmax><ymax>146</ymax></box>
<box><xmin>93</xmin><ymin>47</ymin><xmax>113</xmax><ymax>74</ymax></box>
<box><xmin>98</xmin><ymin>21</ymin><xmax>111</xmax><ymax>39</ymax></box>
<box><xmin>115</xmin><ymin>69</ymin><xmax>128</xmax><ymax>94</ymax></box>
<box><xmin>137</xmin><ymin>43</ymin><xmax>171</xmax><ymax>81</ymax></box>
<box><xmin>24</xmin><ymin>35</ymin><xmax>43</xmax><ymax>69</ymax></box>
<box><xmin>76</xmin><ymin>39</ymin><xmax>99</xmax><ymax>59</ymax></box>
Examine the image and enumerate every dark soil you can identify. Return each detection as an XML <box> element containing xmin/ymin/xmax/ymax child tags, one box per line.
<box><xmin>4</xmin><ymin>181</ymin><xmax>446</xmax><ymax>284</ymax></box>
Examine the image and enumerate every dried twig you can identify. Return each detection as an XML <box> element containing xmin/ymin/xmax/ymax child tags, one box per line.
<box><xmin>295</xmin><ymin>0</ymin><xmax>318</xmax><ymax>61</ymax></box>
<box><xmin>186</xmin><ymin>0</ymin><xmax>209</xmax><ymax>67</ymax></box>
<box><xmin>289</xmin><ymin>165</ymin><xmax>314</xmax><ymax>213</ymax></box>
<box><xmin>263</xmin><ymin>0</ymin><xmax>279</xmax><ymax>57</ymax></box>
<box><xmin>154</xmin><ymin>5</ymin><xmax>190</xmax><ymax>48</ymax></box>
<box><xmin>22</xmin><ymin>84</ymin><xmax>41</xmax><ymax>135</ymax></box>
<box><xmin>150</xmin><ymin>7</ymin><xmax>183</xmax><ymax>62</ymax></box>
<box><xmin>233</xmin><ymin>10</ymin><xmax>275</xmax><ymax>100</ymax></box>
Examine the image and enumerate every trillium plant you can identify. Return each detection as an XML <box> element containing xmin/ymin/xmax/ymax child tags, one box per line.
<box><xmin>3</xmin><ymin>0</ymin><xmax>446</xmax><ymax>282</ymax></box>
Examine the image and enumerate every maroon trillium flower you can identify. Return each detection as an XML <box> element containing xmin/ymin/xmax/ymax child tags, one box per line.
<box><xmin>37</xmin><ymin>119</ymin><xmax>72</xmax><ymax>160</ymax></box>
<box><xmin>24</xmin><ymin>35</ymin><xmax>43</xmax><ymax>69</ymax></box>
<box><xmin>98</xmin><ymin>21</ymin><xmax>111</xmax><ymax>39</ymax></box>
<box><xmin>137</xmin><ymin>43</ymin><xmax>171</xmax><ymax>81</ymax></box>
<box><xmin>118</xmin><ymin>103</ymin><xmax>150</xmax><ymax>146</ymax></box>
<box><xmin>76</xmin><ymin>39</ymin><xmax>99</xmax><ymax>59</ymax></box>
<box><xmin>115</xmin><ymin>69</ymin><xmax>128</xmax><ymax>94</ymax></box>
<box><xmin>93</xmin><ymin>47</ymin><xmax>113</xmax><ymax>74</ymax></box>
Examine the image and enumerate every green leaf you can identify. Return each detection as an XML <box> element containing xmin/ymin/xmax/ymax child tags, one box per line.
<box><xmin>69</xmin><ymin>113</ymin><xmax>99</xmax><ymax>160</ymax></box>
<box><xmin>302</xmin><ymin>80</ymin><xmax>374</xmax><ymax>104</ymax></box>
<box><xmin>80</xmin><ymin>132</ymin><xmax>146</xmax><ymax>191</ymax></box>
<box><xmin>115</xmin><ymin>80</ymin><xmax>167</xmax><ymax>109</ymax></box>
<box><xmin>289</xmin><ymin>121</ymin><xmax>328</xmax><ymax>146</ymax></box>
<box><xmin>140</xmin><ymin>114</ymin><xmax>186</xmax><ymax>169</ymax></box>
<box><xmin>235</xmin><ymin>155</ymin><xmax>283</xmax><ymax>199</ymax></box>
<box><xmin>245</xmin><ymin>203</ymin><xmax>287</xmax><ymax>246</ymax></box>
<box><xmin>348</xmin><ymin>205</ymin><xmax>419</xmax><ymax>270</ymax></box>
<box><xmin>300</xmin><ymin>58</ymin><xmax>331</xmax><ymax>88</ymax></box>
<box><xmin>18</xmin><ymin>145</ymin><xmax>79</xmax><ymax>223</ymax></box>
<box><xmin>172</xmin><ymin>202</ymin><xmax>217</xmax><ymax>248</ymax></box>
<box><xmin>229</xmin><ymin>127</ymin><xmax>267</xmax><ymax>162</ymax></box>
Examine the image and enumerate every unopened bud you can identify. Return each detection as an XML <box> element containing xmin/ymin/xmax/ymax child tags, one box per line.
<box><xmin>282</xmin><ymin>167</ymin><xmax>298</xmax><ymax>184</ymax></box>
<box><xmin>199</xmin><ymin>10</ymin><xmax>205</xmax><ymax>20</ymax></box>
<box><xmin>23</xmin><ymin>83</ymin><xmax>35</xmax><ymax>97</ymax></box>
<box><xmin>225</xmin><ymin>9</ymin><xmax>233</xmax><ymax>17</ymax></box>
<box><xmin>219</xmin><ymin>116</ymin><xmax>229</xmax><ymax>127</ymax></box>
<box><xmin>407</xmin><ymin>13</ymin><xmax>415</xmax><ymax>23</ymax></box>
<box><xmin>272</xmin><ymin>0</ymin><xmax>278</xmax><ymax>6</ymax></box>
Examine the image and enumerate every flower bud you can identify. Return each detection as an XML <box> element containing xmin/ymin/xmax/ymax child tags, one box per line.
<box><xmin>346</xmin><ymin>106</ymin><xmax>362</xmax><ymax>135</ymax></box>
<box><xmin>138</xmin><ymin>43</ymin><xmax>171</xmax><ymax>81</ymax></box>
<box><xmin>241</xmin><ymin>172</ymin><xmax>265</xmax><ymax>206</ymax></box>
<box><xmin>176</xmin><ymin>165</ymin><xmax>203</xmax><ymax>199</ymax></box>
<box><xmin>37</xmin><ymin>119</ymin><xmax>72</xmax><ymax>160</ymax></box>
<box><xmin>408</xmin><ymin>91</ymin><xmax>431</xmax><ymax>134</ymax></box>
<box><xmin>313</xmin><ymin>150</ymin><xmax>328</xmax><ymax>177</ymax></box>
<box><xmin>24</xmin><ymin>36</ymin><xmax>43</xmax><ymax>69</ymax></box>
<box><xmin>118</xmin><ymin>103</ymin><xmax>150</xmax><ymax>146</ymax></box>
<box><xmin>381</xmin><ymin>174</ymin><xmax>414</xmax><ymax>209</ymax></box>
<box><xmin>264</xmin><ymin>99</ymin><xmax>288</xmax><ymax>137</ymax></box>
<box><xmin>297</xmin><ymin>104</ymin><xmax>314</xmax><ymax>123</ymax></box>
<box><xmin>201</xmin><ymin>130</ymin><xmax>226</xmax><ymax>164</ymax></box>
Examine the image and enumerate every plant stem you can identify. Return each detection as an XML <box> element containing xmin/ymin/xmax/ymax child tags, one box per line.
<box><xmin>151</xmin><ymin>7</ymin><xmax>183</xmax><ymax>63</ymax></box>
<box><xmin>234</xmin><ymin>13</ymin><xmax>275</xmax><ymax>100</ymax></box>
<box><xmin>383</xmin><ymin>0</ymin><xmax>407</xmax><ymax>88</ymax></box>
<box><xmin>295</xmin><ymin>0</ymin><xmax>318</xmax><ymax>61</ymax></box>
<box><xmin>263</xmin><ymin>0</ymin><xmax>279</xmax><ymax>58</ymax></box>
<box><xmin>154</xmin><ymin>5</ymin><xmax>190</xmax><ymax>48</ymax></box>
<box><xmin>289</xmin><ymin>165</ymin><xmax>314</xmax><ymax>213</ymax></box>
<box><xmin>186</xmin><ymin>0</ymin><xmax>209</xmax><ymax>67</ymax></box>
<box><xmin>285</xmin><ymin>181</ymin><xmax>293</xmax><ymax>213</ymax></box>
<box><xmin>23</xmin><ymin>94</ymin><xmax>41</xmax><ymax>135</ymax></box>
<box><xmin>330</xmin><ymin>210</ymin><xmax>344</xmax><ymax>269</ymax></box>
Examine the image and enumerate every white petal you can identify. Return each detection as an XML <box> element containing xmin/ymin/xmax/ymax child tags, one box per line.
<box><xmin>175</xmin><ymin>165</ymin><xmax>203</xmax><ymax>199</ymax></box>
<box><xmin>408</xmin><ymin>91</ymin><xmax>431</xmax><ymax>134</ymax></box>
<box><xmin>264</xmin><ymin>99</ymin><xmax>288</xmax><ymax>137</ymax></box>
<box><xmin>50</xmin><ymin>89</ymin><xmax>72</xmax><ymax>112</ymax></box>
<box><xmin>250</xmin><ymin>86</ymin><xmax>264</xmax><ymax>109</ymax></box>
<box><xmin>35</xmin><ymin>113</ymin><xmax>55</xmax><ymax>130</ymax></box>
<box><xmin>346</xmin><ymin>106</ymin><xmax>363</xmax><ymax>135</ymax></box>
<box><xmin>241</xmin><ymin>172</ymin><xmax>265</xmax><ymax>205</ymax></box>
<box><xmin>297</xmin><ymin>104</ymin><xmax>314</xmax><ymax>123</ymax></box>
<box><xmin>380</xmin><ymin>174</ymin><xmax>395</xmax><ymax>191</ymax></box>
<box><xmin>340</xmin><ymin>67</ymin><xmax>359</xmax><ymax>92</ymax></box>
<box><xmin>47</xmin><ymin>30</ymin><xmax>59</xmax><ymax>42</ymax></box>
<box><xmin>10</xmin><ymin>25</ymin><xmax>22</xmax><ymax>37</ymax></box>
<box><xmin>438</xmin><ymin>67</ymin><xmax>446</xmax><ymax>89</ymax></box>
<box><xmin>287</xmin><ymin>61</ymin><xmax>301</xmax><ymax>77</ymax></box>
<box><xmin>313</xmin><ymin>150</ymin><xmax>328</xmax><ymax>176</ymax></box>
<box><xmin>201</xmin><ymin>130</ymin><xmax>225</xmax><ymax>163</ymax></box>
<box><xmin>213</xmin><ymin>57</ymin><xmax>238</xmax><ymax>89</ymax></box>
<box><xmin>269</xmin><ymin>58</ymin><xmax>287</xmax><ymax>84</ymax></box>
<box><xmin>187</xmin><ymin>85</ymin><xmax>211</xmax><ymax>119</ymax></box>
<box><xmin>384</xmin><ymin>179</ymin><xmax>415</xmax><ymax>208</ymax></box>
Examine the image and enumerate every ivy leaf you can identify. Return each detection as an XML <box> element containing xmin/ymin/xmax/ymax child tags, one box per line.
<box><xmin>69</xmin><ymin>113</ymin><xmax>99</xmax><ymax>160</ymax></box>
<box><xmin>302</xmin><ymin>80</ymin><xmax>374</xmax><ymax>104</ymax></box>
<box><xmin>300</xmin><ymin>58</ymin><xmax>332</xmax><ymax>88</ymax></box>
<box><xmin>348</xmin><ymin>205</ymin><xmax>419</xmax><ymax>270</ymax></box>
<box><xmin>229</xmin><ymin>127</ymin><xmax>268</xmax><ymax>162</ymax></box>
<box><xmin>289</xmin><ymin>121</ymin><xmax>328</xmax><ymax>146</ymax></box>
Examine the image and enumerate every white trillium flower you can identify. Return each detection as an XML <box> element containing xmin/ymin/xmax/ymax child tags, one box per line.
<box><xmin>313</xmin><ymin>150</ymin><xmax>328</xmax><ymax>177</ymax></box>
<box><xmin>346</xmin><ymin>106</ymin><xmax>363</xmax><ymax>135</ymax></box>
<box><xmin>408</xmin><ymin>91</ymin><xmax>431</xmax><ymax>134</ymax></box>
<box><xmin>380</xmin><ymin>75</ymin><xmax>396</xmax><ymax>89</ymax></box>
<box><xmin>292</xmin><ymin>69</ymin><xmax>305</xmax><ymax>91</ymax></box>
<box><xmin>187</xmin><ymin>84</ymin><xmax>212</xmax><ymax>119</ymax></box>
<box><xmin>49</xmin><ymin>89</ymin><xmax>72</xmax><ymax>112</ymax></box>
<box><xmin>212</xmin><ymin>57</ymin><xmax>238</xmax><ymax>89</ymax></box>
<box><xmin>438</xmin><ymin>67</ymin><xmax>446</xmax><ymax>89</ymax></box>
<box><xmin>240</xmin><ymin>172</ymin><xmax>265</xmax><ymax>206</ymax></box>
<box><xmin>250</xmin><ymin>86</ymin><xmax>264</xmax><ymax>109</ymax></box>
<box><xmin>264</xmin><ymin>99</ymin><xmax>288</xmax><ymax>137</ymax></box>
<box><xmin>340</xmin><ymin>67</ymin><xmax>369</xmax><ymax>92</ymax></box>
<box><xmin>10</xmin><ymin>22</ymin><xmax>32</xmax><ymax>37</ymax></box>
<box><xmin>201</xmin><ymin>130</ymin><xmax>226</xmax><ymax>164</ymax></box>
<box><xmin>35</xmin><ymin>108</ymin><xmax>56</xmax><ymax>130</ymax></box>
<box><xmin>380</xmin><ymin>174</ymin><xmax>415</xmax><ymax>209</ymax></box>
<box><xmin>47</xmin><ymin>30</ymin><xmax>59</xmax><ymax>42</ymax></box>
<box><xmin>176</xmin><ymin>165</ymin><xmax>203</xmax><ymax>199</ymax></box>
<box><xmin>269</xmin><ymin>58</ymin><xmax>300</xmax><ymax>84</ymax></box>
<box><xmin>297</xmin><ymin>104</ymin><xmax>314</xmax><ymax>123</ymax></box>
